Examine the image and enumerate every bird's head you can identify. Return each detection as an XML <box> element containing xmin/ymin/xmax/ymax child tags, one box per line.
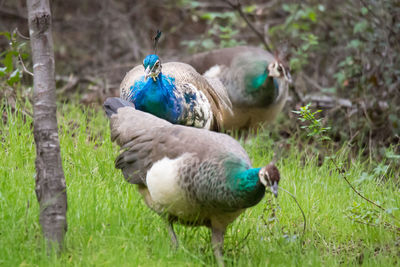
<box><xmin>143</xmin><ymin>54</ymin><xmax>161</xmax><ymax>81</ymax></box>
<box><xmin>258</xmin><ymin>162</ymin><xmax>280</xmax><ymax>198</ymax></box>
<box><xmin>268</xmin><ymin>61</ymin><xmax>292</xmax><ymax>84</ymax></box>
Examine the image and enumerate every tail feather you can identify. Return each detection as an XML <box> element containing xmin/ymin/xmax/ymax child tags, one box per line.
<box><xmin>103</xmin><ymin>97</ymin><xmax>135</xmax><ymax>118</ymax></box>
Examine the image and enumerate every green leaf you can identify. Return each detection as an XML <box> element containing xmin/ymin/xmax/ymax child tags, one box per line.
<box><xmin>361</xmin><ymin>7</ymin><xmax>368</xmax><ymax>15</ymax></box>
<box><xmin>307</xmin><ymin>10</ymin><xmax>316</xmax><ymax>22</ymax></box>
<box><xmin>385</xmin><ymin>207</ymin><xmax>399</xmax><ymax>214</ymax></box>
<box><xmin>348</xmin><ymin>39</ymin><xmax>362</xmax><ymax>49</ymax></box>
<box><xmin>200</xmin><ymin>12</ymin><xmax>215</xmax><ymax>21</ymax></box>
<box><xmin>353</xmin><ymin>20</ymin><xmax>368</xmax><ymax>34</ymax></box>
<box><xmin>355</xmin><ymin>172</ymin><xmax>373</xmax><ymax>184</ymax></box>
<box><xmin>3</xmin><ymin>51</ymin><xmax>14</xmax><ymax>72</ymax></box>
<box><xmin>7</xmin><ymin>69</ymin><xmax>21</xmax><ymax>86</ymax></box>
<box><xmin>243</xmin><ymin>5</ymin><xmax>257</xmax><ymax>14</ymax></box>
<box><xmin>0</xmin><ymin>66</ymin><xmax>6</xmax><ymax>76</ymax></box>
<box><xmin>385</xmin><ymin>149</ymin><xmax>400</xmax><ymax>160</ymax></box>
<box><xmin>0</xmin><ymin>31</ymin><xmax>11</xmax><ymax>40</ymax></box>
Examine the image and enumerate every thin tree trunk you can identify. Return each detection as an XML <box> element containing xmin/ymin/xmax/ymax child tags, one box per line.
<box><xmin>27</xmin><ymin>0</ymin><xmax>67</xmax><ymax>249</ymax></box>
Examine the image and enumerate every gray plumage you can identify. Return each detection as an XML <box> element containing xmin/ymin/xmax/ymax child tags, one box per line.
<box><xmin>104</xmin><ymin>97</ymin><xmax>280</xmax><ymax>266</ymax></box>
<box><xmin>185</xmin><ymin>46</ymin><xmax>291</xmax><ymax>131</ymax></box>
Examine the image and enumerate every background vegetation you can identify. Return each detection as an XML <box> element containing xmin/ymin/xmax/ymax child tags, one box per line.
<box><xmin>0</xmin><ymin>0</ymin><xmax>399</xmax><ymax>266</ymax></box>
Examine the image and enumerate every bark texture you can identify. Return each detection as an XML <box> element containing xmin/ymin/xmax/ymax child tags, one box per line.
<box><xmin>27</xmin><ymin>0</ymin><xmax>67</xmax><ymax>248</ymax></box>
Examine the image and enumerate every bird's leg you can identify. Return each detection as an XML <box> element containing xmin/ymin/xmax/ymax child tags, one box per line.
<box><xmin>211</xmin><ymin>227</ymin><xmax>225</xmax><ymax>267</ymax></box>
<box><xmin>167</xmin><ymin>220</ymin><xmax>179</xmax><ymax>249</ymax></box>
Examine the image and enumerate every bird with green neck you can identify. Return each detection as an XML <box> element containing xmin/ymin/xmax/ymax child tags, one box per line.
<box><xmin>104</xmin><ymin>97</ymin><xmax>280</xmax><ymax>266</ymax></box>
<box><xmin>184</xmin><ymin>46</ymin><xmax>292</xmax><ymax>131</ymax></box>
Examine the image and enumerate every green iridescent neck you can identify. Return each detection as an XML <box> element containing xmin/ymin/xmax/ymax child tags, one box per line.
<box><xmin>229</xmin><ymin>167</ymin><xmax>261</xmax><ymax>192</ymax></box>
<box><xmin>244</xmin><ymin>60</ymin><xmax>270</xmax><ymax>93</ymax></box>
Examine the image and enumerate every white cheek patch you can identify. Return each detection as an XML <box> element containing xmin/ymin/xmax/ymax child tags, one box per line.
<box><xmin>259</xmin><ymin>169</ymin><xmax>271</xmax><ymax>187</ymax></box>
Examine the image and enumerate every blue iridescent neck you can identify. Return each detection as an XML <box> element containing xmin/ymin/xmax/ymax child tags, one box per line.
<box><xmin>130</xmin><ymin>73</ymin><xmax>181</xmax><ymax>123</ymax></box>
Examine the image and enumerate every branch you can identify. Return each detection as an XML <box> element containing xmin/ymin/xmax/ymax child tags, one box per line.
<box><xmin>221</xmin><ymin>0</ymin><xmax>273</xmax><ymax>52</ymax></box>
<box><xmin>15</xmin><ymin>28</ymin><xmax>30</xmax><ymax>40</ymax></box>
<box><xmin>18</xmin><ymin>54</ymin><xmax>34</xmax><ymax>77</ymax></box>
<box><xmin>279</xmin><ymin>186</ymin><xmax>307</xmax><ymax>238</ymax></box>
<box><xmin>330</xmin><ymin>158</ymin><xmax>400</xmax><ymax>224</ymax></box>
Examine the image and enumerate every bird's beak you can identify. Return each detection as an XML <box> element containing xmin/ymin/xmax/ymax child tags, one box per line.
<box><xmin>144</xmin><ymin>66</ymin><xmax>151</xmax><ymax>81</ymax></box>
<box><xmin>271</xmin><ymin>181</ymin><xmax>278</xmax><ymax>198</ymax></box>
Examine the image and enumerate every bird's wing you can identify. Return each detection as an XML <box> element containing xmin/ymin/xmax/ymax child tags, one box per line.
<box><xmin>106</xmin><ymin>98</ymin><xmax>249</xmax><ymax>184</ymax></box>
<box><xmin>162</xmin><ymin>62</ymin><xmax>231</xmax><ymax>131</ymax></box>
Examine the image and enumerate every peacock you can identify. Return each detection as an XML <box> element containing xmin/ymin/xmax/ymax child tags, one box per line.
<box><xmin>104</xmin><ymin>97</ymin><xmax>280</xmax><ymax>266</ymax></box>
<box><xmin>184</xmin><ymin>46</ymin><xmax>292</xmax><ymax>131</ymax></box>
<box><xmin>120</xmin><ymin>32</ymin><xmax>232</xmax><ymax>131</ymax></box>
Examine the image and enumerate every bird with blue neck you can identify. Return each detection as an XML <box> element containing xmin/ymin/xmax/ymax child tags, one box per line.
<box><xmin>120</xmin><ymin>31</ymin><xmax>232</xmax><ymax>131</ymax></box>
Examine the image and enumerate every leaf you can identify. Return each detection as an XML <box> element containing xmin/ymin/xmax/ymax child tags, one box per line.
<box><xmin>353</xmin><ymin>20</ymin><xmax>368</xmax><ymax>34</ymax></box>
<box><xmin>7</xmin><ymin>69</ymin><xmax>21</xmax><ymax>86</ymax></box>
<box><xmin>0</xmin><ymin>66</ymin><xmax>6</xmax><ymax>77</ymax></box>
<box><xmin>354</xmin><ymin>172</ymin><xmax>373</xmax><ymax>184</ymax></box>
<box><xmin>373</xmin><ymin>164</ymin><xmax>389</xmax><ymax>176</ymax></box>
<box><xmin>307</xmin><ymin>10</ymin><xmax>316</xmax><ymax>22</ymax></box>
<box><xmin>0</xmin><ymin>31</ymin><xmax>11</xmax><ymax>40</ymax></box>
<box><xmin>243</xmin><ymin>5</ymin><xmax>257</xmax><ymax>14</ymax></box>
<box><xmin>385</xmin><ymin>149</ymin><xmax>400</xmax><ymax>160</ymax></box>
<box><xmin>361</xmin><ymin>7</ymin><xmax>368</xmax><ymax>15</ymax></box>
<box><xmin>200</xmin><ymin>12</ymin><xmax>215</xmax><ymax>21</ymax></box>
<box><xmin>348</xmin><ymin>39</ymin><xmax>362</xmax><ymax>49</ymax></box>
<box><xmin>2</xmin><ymin>50</ymin><xmax>19</xmax><ymax>72</ymax></box>
<box><xmin>3</xmin><ymin>51</ymin><xmax>14</xmax><ymax>72</ymax></box>
<box><xmin>385</xmin><ymin>207</ymin><xmax>399</xmax><ymax>214</ymax></box>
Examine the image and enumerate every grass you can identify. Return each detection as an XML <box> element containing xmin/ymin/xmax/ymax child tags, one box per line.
<box><xmin>0</xmin><ymin>103</ymin><xmax>399</xmax><ymax>266</ymax></box>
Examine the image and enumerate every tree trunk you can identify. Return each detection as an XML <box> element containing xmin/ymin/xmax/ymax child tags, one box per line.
<box><xmin>27</xmin><ymin>0</ymin><xmax>67</xmax><ymax>249</ymax></box>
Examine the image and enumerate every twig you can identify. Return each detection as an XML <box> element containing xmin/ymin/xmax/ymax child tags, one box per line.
<box><xmin>14</xmin><ymin>28</ymin><xmax>30</xmax><ymax>40</ymax></box>
<box><xmin>221</xmin><ymin>0</ymin><xmax>273</xmax><ymax>52</ymax></box>
<box><xmin>225</xmin><ymin>229</ymin><xmax>251</xmax><ymax>253</ymax></box>
<box><xmin>330</xmin><ymin>158</ymin><xmax>400</xmax><ymax>223</ymax></box>
<box><xmin>18</xmin><ymin>54</ymin><xmax>34</xmax><ymax>77</ymax></box>
<box><xmin>279</xmin><ymin>186</ymin><xmax>307</xmax><ymax>238</ymax></box>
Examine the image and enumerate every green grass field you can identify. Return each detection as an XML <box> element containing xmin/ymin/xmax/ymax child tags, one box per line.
<box><xmin>1</xmin><ymin>104</ymin><xmax>399</xmax><ymax>266</ymax></box>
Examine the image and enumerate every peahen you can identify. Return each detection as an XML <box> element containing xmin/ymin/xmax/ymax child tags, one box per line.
<box><xmin>185</xmin><ymin>46</ymin><xmax>292</xmax><ymax>131</ymax></box>
<box><xmin>104</xmin><ymin>97</ymin><xmax>280</xmax><ymax>266</ymax></box>
<box><xmin>120</xmin><ymin>33</ymin><xmax>231</xmax><ymax>131</ymax></box>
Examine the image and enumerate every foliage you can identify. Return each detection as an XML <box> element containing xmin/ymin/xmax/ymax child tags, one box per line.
<box><xmin>292</xmin><ymin>103</ymin><xmax>331</xmax><ymax>142</ymax></box>
<box><xmin>271</xmin><ymin>1</ymin><xmax>399</xmax><ymax>156</ymax></box>
<box><xmin>181</xmin><ymin>6</ymin><xmax>248</xmax><ymax>53</ymax></box>
<box><xmin>294</xmin><ymin>103</ymin><xmax>400</xmax><ymax>235</ymax></box>
<box><xmin>1</xmin><ymin>103</ymin><xmax>399</xmax><ymax>266</ymax></box>
<box><xmin>0</xmin><ymin>30</ymin><xmax>31</xmax><ymax>104</ymax></box>
<box><xmin>269</xmin><ymin>3</ymin><xmax>321</xmax><ymax>72</ymax></box>
<box><xmin>0</xmin><ymin>31</ymin><xmax>27</xmax><ymax>86</ymax></box>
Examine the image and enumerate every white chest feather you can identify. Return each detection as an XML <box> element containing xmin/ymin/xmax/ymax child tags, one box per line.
<box><xmin>146</xmin><ymin>155</ymin><xmax>196</xmax><ymax>218</ymax></box>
